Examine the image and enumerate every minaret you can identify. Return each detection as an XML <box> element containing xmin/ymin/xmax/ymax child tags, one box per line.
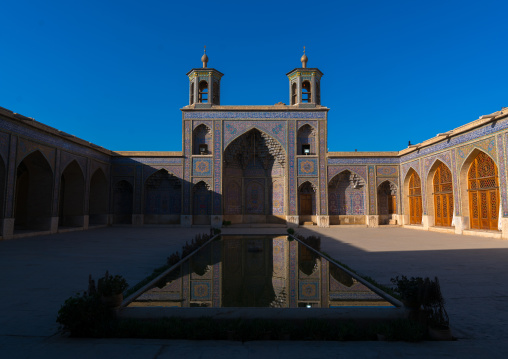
<box><xmin>286</xmin><ymin>47</ymin><xmax>323</xmax><ymax>107</ymax></box>
<box><xmin>186</xmin><ymin>47</ymin><xmax>224</xmax><ymax>107</ymax></box>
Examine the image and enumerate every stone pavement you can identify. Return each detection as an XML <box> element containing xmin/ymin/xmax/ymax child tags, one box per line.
<box><xmin>1</xmin><ymin>226</ymin><xmax>508</xmax><ymax>358</ymax></box>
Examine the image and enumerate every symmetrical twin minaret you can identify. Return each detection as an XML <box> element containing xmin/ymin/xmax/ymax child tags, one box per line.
<box><xmin>186</xmin><ymin>47</ymin><xmax>322</xmax><ymax>107</ymax></box>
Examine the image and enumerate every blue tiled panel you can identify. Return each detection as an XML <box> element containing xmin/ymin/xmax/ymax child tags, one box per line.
<box><xmin>328</xmin><ymin>157</ymin><xmax>400</xmax><ymax>165</ymax></box>
<box><xmin>298</xmin><ymin>158</ymin><xmax>318</xmax><ymax>176</ymax></box>
<box><xmin>184</xmin><ymin>111</ymin><xmax>326</xmax><ymax>119</ymax></box>
<box><xmin>192</xmin><ymin>157</ymin><xmax>212</xmax><ymax>177</ymax></box>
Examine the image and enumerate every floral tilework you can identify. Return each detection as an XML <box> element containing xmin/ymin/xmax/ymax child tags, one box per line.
<box><xmin>190</xmin><ymin>281</ymin><xmax>211</xmax><ymax>301</ymax></box>
<box><xmin>0</xmin><ymin>131</ymin><xmax>10</xmax><ymax>164</ymax></box>
<box><xmin>297</xmin><ymin>120</ymin><xmax>318</xmax><ymax>131</ymax></box>
<box><xmin>328</xmin><ymin>166</ymin><xmax>367</xmax><ymax>183</ymax></box>
<box><xmin>192</xmin><ymin>157</ymin><xmax>212</xmax><ymax>177</ymax></box>
<box><xmin>401</xmin><ymin>159</ymin><xmax>420</xmax><ymax>182</ymax></box>
<box><xmin>298</xmin><ymin>158</ymin><xmax>318</xmax><ymax>176</ymax></box>
<box><xmin>423</xmin><ymin>151</ymin><xmax>452</xmax><ymax>178</ymax></box>
<box><xmin>456</xmin><ymin>137</ymin><xmax>496</xmax><ymax>170</ymax></box>
<box><xmin>289</xmin><ymin>120</ymin><xmax>297</xmax><ymax>214</ymax></box>
<box><xmin>184</xmin><ymin>111</ymin><xmax>326</xmax><ymax>119</ymax></box>
<box><xmin>213</xmin><ymin>121</ymin><xmax>222</xmax><ymax>214</ymax></box>
<box><xmin>289</xmin><ymin>240</ymin><xmax>297</xmax><ymax>307</ymax></box>
<box><xmin>212</xmin><ymin>241</ymin><xmax>221</xmax><ymax>306</ymax></box>
<box><xmin>183</xmin><ymin>120</ymin><xmax>191</xmax><ymax>214</ymax></box>
<box><xmin>319</xmin><ymin>121</ymin><xmax>327</xmax><ymax>215</ymax></box>
<box><xmin>143</xmin><ymin>165</ymin><xmax>183</xmax><ymax>181</ymax></box>
<box><xmin>192</xmin><ymin>120</ymin><xmax>213</xmax><ymax>130</ymax></box>
<box><xmin>328</xmin><ymin>157</ymin><xmax>399</xmax><ymax>165</ymax></box>
<box><xmin>223</xmin><ymin>120</ymin><xmax>287</xmax><ymax>150</ymax></box>
<box><xmin>368</xmin><ymin>166</ymin><xmax>376</xmax><ymax>215</ymax></box>
<box><xmin>299</xmin><ymin>280</ymin><xmax>320</xmax><ymax>301</ymax></box>
<box><xmin>376</xmin><ymin>166</ymin><xmax>398</xmax><ymax>177</ymax></box>
<box><xmin>400</xmin><ymin>118</ymin><xmax>508</xmax><ymax>163</ymax></box>
<box><xmin>497</xmin><ymin>134</ymin><xmax>508</xmax><ymax>216</ymax></box>
<box><xmin>451</xmin><ymin>148</ymin><xmax>460</xmax><ymax>216</ymax></box>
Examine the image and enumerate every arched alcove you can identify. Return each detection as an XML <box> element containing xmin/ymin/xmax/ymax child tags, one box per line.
<box><xmin>297</xmin><ymin>124</ymin><xmax>316</xmax><ymax>155</ymax></box>
<box><xmin>59</xmin><ymin>160</ymin><xmax>85</xmax><ymax>227</ymax></box>
<box><xmin>301</xmin><ymin>80</ymin><xmax>311</xmax><ymax>103</ymax></box>
<box><xmin>193</xmin><ymin>124</ymin><xmax>212</xmax><ymax>155</ymax></box>
<box><xmin>144</xmin><ymin>169</ymin><xmax>181</xmax><ymax>224</ymax></box>
<box><xmin>328</xmin><ymin>170</ymin><xmax>365</xmax><ymax>225</ymax></box>
<box><xmin>113</xmin><ymin>180</ymin><xmax>133</xmax><ymax>224</ymax></box>
<box><xmin>298</xmin><ymin>181</ymin><xmax>316</xmax><ymax>225</ymax></box>
<box><xmin>459</xmin><ymin>150</ymin><xmax>500</xmax><ymax>231</ymax></box>
<box><xmin>377</xmin><ymin>180</ymin><xmax>397</xmax><ymax>225</ymax></box>
<box><xmin>89</xmin><ymin>168</ymin><xmax>108</xmax><ymax>225</ymax></box>
<box><xmin>192</xmin><ymin>181</ymin><xmax>211</xmax><ymax>225</ymax></box>
<box><xmin>426</xmin><ymin>161</ymin><xmax>454</xmax><ymax>227</ymax></box>
<box><xmin>403</xmin><ymin>168</ymin><xmax>423</xmax><ymax>225</ymax></box>
<box><xmin>198</xmin><ymin>80</ymin><xmax>208</xmax><ymax>103</ymax></box>
<box><xmin>14</xmin><ymin>151</ymin><xmax>53</xmax><ymax>231</ymax></box>
<box><xmin>223</xmin><ymin>128</ymin><xmax>286</xmax><ymax>224</ymax></box>
<box><xmin>0</xmin><ymin>155</ymin><xmax>6</xmax><ymax>234</ymax></box>
<box><xmin>291</xmin><ymin>82</ymin><xmax>297</xmax><ymax>105</ymax></box>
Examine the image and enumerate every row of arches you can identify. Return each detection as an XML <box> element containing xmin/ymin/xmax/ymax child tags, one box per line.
<box><xmin>11</xmin><ymin>151</ymin><xmax>109</xmax><ymax>232</ymax></box>
<box><xmin>405</xmin><ymin>151</ymin><xmax>499</xmax><ymax>231</ymax></box>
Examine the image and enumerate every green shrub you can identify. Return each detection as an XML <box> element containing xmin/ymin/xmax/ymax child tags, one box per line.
<box><xmin>97</xmin><ymin>271</ymin><xmax>128</xmax><ymax>296</ymax></box>
<box><xmin>56</xmin><ymin>292</ymin><xmax>114</xmax><ymax>337</ymax></box>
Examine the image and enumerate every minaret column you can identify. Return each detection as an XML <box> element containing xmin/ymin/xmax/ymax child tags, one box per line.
<box><xmin>311</xmin><ymin>73</ymin><xmax>317</xmax><ymax>104</ymax></box>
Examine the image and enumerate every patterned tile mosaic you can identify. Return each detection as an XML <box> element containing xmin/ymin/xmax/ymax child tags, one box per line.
<box><xmin>192</xmin><ymin>120</ymin><xmax>213</xmax><ymax>130</ymax></box>
<box><xmin>456</xmin><ymin>137</ymin><xmax>496</xmax><ymax>170</ymax></box>
<box><xmin>368</xmin><ymin>166</ymin><xmax>376</xmax><ymax>215</ymax></box>
<box><xmin>0</xmin><ymin>117</ymin><xmax>110</xmax><ymax>163</ymax></box>
<box><xmin>190</xmin><ymin>281</ymin><xmax>211</xmax><ymax>301</ymax></box>
<box><xmin>400</xmin><ymin>118</ymin><xmax>508</xmax><ymax>163</ymax></box>
<box><xmin>319</xmin><ymin>122</ymin><xmax>327</xmax><ymax>215</ymax></box>
<box><xmin>192</xmin><ymin>157</ymin><xmax>212</xmax><ymax>177</ymax></box>
<box><xmin>17</xmin><ymin>139</ymin><xmax>55</xmax><ymax>169</ymax></box>
<box><xmin>223</xmin><ymin>120</ymin><xmax>287</xmax><ymax>150</ymax></box>
<box><xmin>289</xmin><ymin>120</ymin><xmax>297</xmax><ymax>214</ymax></box>
<box><xmin>328</xmin><ymin>165</ymin><xmax>367</xmax><ymax>183</ymax></box>
<box><xmin>297</xmin><ymin>158</ymin><xmax>318</xmax><ymax>176</ymax></box>
<box><xmin>183</xmin><ymin>121</ymin><xmax>191</xmax><ymax>214</ymax></box>
<box><xmin>0</xmin><ymin>131</ymin><xmax>9</xmax><ymax>164</ymax></box>
<box><xmin>497</xmin><ymin>134</ymin><xmax>508</xmax><ymax>216</ymax></box>
<box><xmin>213</xmin><ymin>121</ymin><xmax>222</xmax><ymax>214</ymax></box>
<box><xmin>376</xmin><ymin>166</ymin><xmax>398</xmax><ymax>177</ymax></box>
<box><xmin>328</xmin><ymin>157</ymin><xmax>400</xmax><ymax>165</ymax></box>
<box><xmin>143</xmin><ymin>165</ymin><xmax>183</xmax><ymax>181</ymax></box>
<box><xmin>184</xmin><ymin>111</ymin><xmax>326</xmax><ymax>119</ymax></box>
<box><xmin>297</xmin><ymin>120</ymin><xmax>318</xmax><ymax>131</ymax></box>
<box><xmin>111</xmin><ymin>157</ymin><xmax>183</xmax><ymax>165</ymax></box>
<box><xmin>299</xmin><ymin>280</ymin><xmax>320</xmax><ymax>301</ymax></box>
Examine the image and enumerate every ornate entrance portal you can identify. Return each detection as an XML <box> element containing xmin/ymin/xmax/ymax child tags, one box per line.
<box><xmin>433</xmin><ymin>163</ymin><xmax>454</xmax><ymax>227</ymax></box>
<box><xmin>223</xmin><ymin>129</ymin><xmax>286</xmax><ymax>224</ymax></box>
<box><xmin>408</xmin><ymin>171</ymin><xmax>422</xmax><ymax>225</ymax></box>
<box><xmin>468</xmin><ymin>152</ymin><xmax>499</xmax><ymax>230</ymax></box>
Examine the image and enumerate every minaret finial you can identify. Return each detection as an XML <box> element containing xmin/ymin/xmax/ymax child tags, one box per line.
<box><xmin>301</xmin><ymin>46</ymin><xmax>308</xmax><ymax>68</ymax></box>
<box><xmin>201</xmin><ymin>46</ymin><xmax>208</xmax><ymax>68</ymax></box>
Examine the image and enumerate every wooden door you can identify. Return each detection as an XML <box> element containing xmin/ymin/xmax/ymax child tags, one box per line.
<box><xmin>433</xmin><ymin>163</ymin><xmax>454</xmax><ymax>227</ymax></box>
<box><xmin>389</xmin><ymin>194</ymin><xmax>396</xmax><ymax>214</ymax></box>
<box><xmin>300</xmin><ymin>194</ymin><xmax>312</xmax><ymax>215</ymax></box>
<box><xmin>468</xmin><ymin>152</ymin><xmax>499</xmax><ymax>230</ymax></box>
<box><xmin>408</xmin><ymin>172</ymin><xmax>422</xmax><ymax>224</ymax></box>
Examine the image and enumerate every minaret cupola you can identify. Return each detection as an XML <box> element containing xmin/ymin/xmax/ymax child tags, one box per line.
<box><xmin>287</xmin><ymin>47</ymin><xmax>323</xmax><ymax>107</ymax></box>
<box><xmin>187</xmin><ymin>47</ymin><xmax>224</xmax><ymax>108</ymax></box>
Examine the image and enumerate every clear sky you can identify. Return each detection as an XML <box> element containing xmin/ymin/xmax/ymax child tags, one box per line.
<box><xmin>1</xmin><ymin>0</ymin><xmax>507</xmax><ymax>152</ymax></box>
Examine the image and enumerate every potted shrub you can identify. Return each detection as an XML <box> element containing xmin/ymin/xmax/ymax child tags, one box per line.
<box><xmin>390</xmin><ymin>276</ymin><xmax>424</xmax><ymax>310</ymax></box>
<box><xmin>420</xmin><ymin>277</ymin><xmax>453</xmax><ymax>340</ymax></box>
<box><xmin>97</xmin><ymin>271</ymin><xmax>128</xmax><ymax>308</ymax></box>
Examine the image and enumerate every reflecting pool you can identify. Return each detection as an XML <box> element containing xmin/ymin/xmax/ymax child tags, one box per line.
<box><xmin>126</xmin><ymin>235</ymin><xmax>394</xmax><ymax>308</ymax></box>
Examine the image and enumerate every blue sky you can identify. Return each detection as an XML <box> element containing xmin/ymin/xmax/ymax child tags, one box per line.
<box><xmin>1</xmin><ymin>0</ymin><xmax>507</xmax><ymax>152</ymax></box>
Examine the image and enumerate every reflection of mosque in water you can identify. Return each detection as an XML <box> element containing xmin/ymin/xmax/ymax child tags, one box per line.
<box><xmin>129</xmin><ymin>236</ymin><xmax>391</xmax><ymax>308</ymax></box>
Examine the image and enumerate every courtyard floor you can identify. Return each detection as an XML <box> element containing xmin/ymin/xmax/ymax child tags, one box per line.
<box><xmin>1</xmin><ymin>226</ymin><xmax>508</xmax><ymax>358</ymax></box>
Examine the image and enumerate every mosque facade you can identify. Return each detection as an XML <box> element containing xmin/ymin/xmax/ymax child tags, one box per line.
<box><xmin>1</xmin><ymin>52</ymin><xmax>507</xmax><ymax>239</ymax></box>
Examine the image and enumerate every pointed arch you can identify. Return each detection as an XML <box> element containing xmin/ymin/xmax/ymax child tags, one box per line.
<box><xmin>403</xmin><ymin>168</ymin><xmax>422</xmax><ymax>225</ymax></box>
<box><xmin>193</xmin><ymin>124</ymin><xmax>213</xmax><ymax>155</ymax></box>
<box><xmin>144</xmin><ymin>169</ymin><xmax>181</xmax><ymax>224</ymax></box>
<box><xmin>113</xmin><ymin>180</ymin><xmax>133</xmax><ymax>224</ymax></box>
<box><xmin>426</xmin><ymin>160</ymin><xmax>454</xmax><ymax>227</ymax></box>
<box><xmin>459</xmin><ymin>149</ymin><xmax>500</xmax><ymax>231</ymax></box>
<box><xmin>192</xmin><ymin>180</ymin><xmax>211</xmax><ymax>225</ymax></box>
<box><xmin>14</xmin><ymin>150</ymin><xmax>53</xmax><ymax>231</ymax></box>
<box><xmin>0</xmin><ymin>155</ymin><xmax>6</xmax><ymax>234</ymax></box>
<box><xmin>297</xmin><ymin>123</ymin><xmax>316</xmax><ymax>155</ymax></box>
<box><xmin>328</xmin><ymin>170</ymin><xmax>365</xmax><ymax>216</ymax></box>
<box><xmin>298</xmin><ymin>181</ymin><xmax>316</xmax><ymax>223</ymax></box>
<box><xmin>223</xmin><ymin>124</ymin><xmax>287</xmax><ymax>153</ymax></box>
<box><xmin>59</xmin><ymin>160</ymin><xmax>85</xmax><ymax>227</ymax></box>
<box><xmin>89</xmin><ymin>168</ymin><xmax>108</xmax><ymax>225</ymax></box>
<box><xmin>377</xmin><ymin>180</ymin><xmax>397</xmax><ymax>216</ymax></box>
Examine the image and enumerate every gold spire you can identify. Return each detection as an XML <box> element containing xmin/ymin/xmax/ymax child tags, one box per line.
<box><xmin>201</xmin><ymin>46</ymin><xmax>208</xmax><ymax>68</ymax></box>
<box><xmin>301</xmin><ymin>46</ymin><xmax>308</xmax><ymax>68</ymax></box>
